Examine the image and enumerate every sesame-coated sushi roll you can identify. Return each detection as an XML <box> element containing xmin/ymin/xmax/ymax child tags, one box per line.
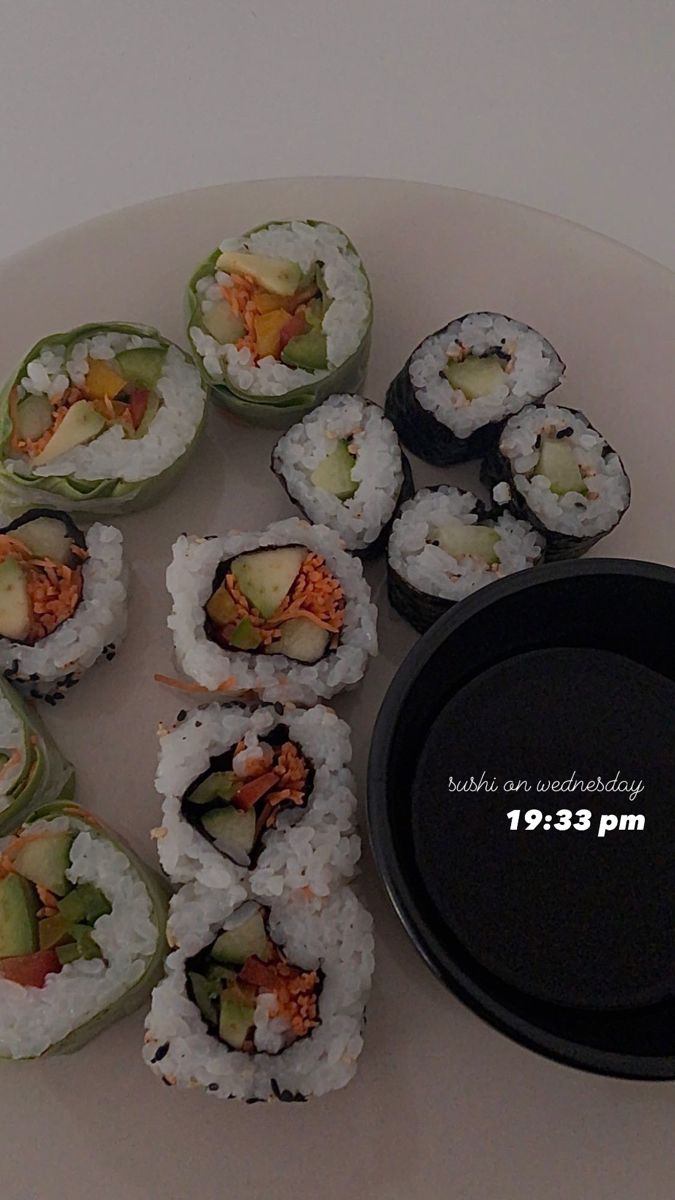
<box><xmin>144</xmin><ymin>885</ymin><xmax>374</xmax><ymax>1100</ymax></box>
<box><xmin>387</xmin><ymin>485</ymin><xmax>545</xmax><ymax>633</ymax></box>
<box><xmin>271</xmin><ymin>394</ymin><xmax>414</xmax><ymax>558</ymax></box>
<box><xmin>0</xmin><ymin>509</ymin><xmax>127</xmax><ymax>702</ymax></box>
<box><xmin>0</xmin><ymin>802</ymin><xmax>168</xmax><ymax>1059</ymax></box>
<box><xmin>187</xmin><ymin>220</ymin><xmax>372</xmax><ymax>429</ymax></box>
<box><xmin>0</xmin><ymin>323</ymin><xmax>206</xmax><ymax>515</ymax></box>
<box><xmin>481</xmin><ymin>403</ymin><xmax>631</xmax><ymax>560</ymax></box>
<box><xmin>153</xmin><ymin>702</ymin><xmax>360</xmax><ymax>898</ymax></box>
<box><xmin>0</xmin><ymin>678</ymin><xmax>74</xmax><ymax>836</ymax></box>
<box><xmin>385</xmin><ymin>312</ymin><xmax>564</xmax><ymax>465</ymax></box>
<box><xmin>165</xmin><ymin>518</ymin><xmax>378</xmax><ymax>705</ymax></box>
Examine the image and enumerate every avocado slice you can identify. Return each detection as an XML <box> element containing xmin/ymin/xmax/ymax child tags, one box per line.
<box><xmin>0</xmin><ymin>558</ymin><xmax>31</xmax><ymax>641</ymax></box>
<box><xmin>265</xmin><ymin>617</ymin><xmax>330</xmax><ymax>664</ymax></box>
<box><xmin>201</xmin><ymin>806</ymin><xmax>256</xmax><ymax>862</ymax></box>
<box><xmin>11</xmin><ymin>832</ymin><xmax>74</xmax><ymax>897</ymax></box>
<box><xmin>69</xmin><ymin>924</ymin><xmax>103</xmax><ymax>960</ymax></box>
<box><xmin>433</xmin><ymin>517</ymin><xmax>500</xmax><ymax>564</ymax></box>
<box><xmin>85</xmin><ymin>359</ymin><xmax>127</xmax><ymax>401</ymax></box>
<box><xmin>56</xmin><ymin>942</ymin><xmax>81</xmax><ymax>966</ymax></box>
<box><xmin>189</xmin><ymin>771</ymin><xmax>240</xmax><ymax>806</ymax></box>
<box><xmin>14</xmin><ymin>394</ymin><xmax>52</xmax><ymax>442</ymax></box>
<box><xmin>230</xmin><ymin>546</ymin><xmax>305</xmax><ymax>620</ymax></box>
<box><xmin>205</xmin><ymin>583</ymin><xmax>240</xmax><ymax>627</ymax></box>
<box><xmin>201</xmin><ymin>301</ymin><xmax>246</xmax><ymax>344</ymax></box>
<box><xmin>443</xmin><ymin>354</ymin><xmax>507</xmax><ymax>400</ymax></box>
<box><xmin>536</xmin><ymin>437</ymin><xmax>586</xmax><ymax>496</ymax></box>
<box><xmin>303</xmin><ymin>298</ymin><xmax>325</xmax><ymax>330</ymax></box>
<box><xmin>310</xmin><ymin>439</ymin><xmax>357</xmax><ymax>501</ymax></box>
<box><xmin>0</xmin><ymin>873</ymin><xmax>39</xmax><ymax>957</ymax></box>
<box><xmin>188</xmin><ymin>970</ymin><xmax>220</xmax><ymax>1027</ymax></box>
<box><xmin>228</xmin><ymin>617</ymin><xmax>263</xmax><ymax>651</ymax></box>
<box><xmin>215</xmin><ymin>250</ymin><xmax>303</xmax><ymax>297</ymax></box>
<box><xmin>57</xmin><ymin>883</ymin><xmax>111</xmax><ymax>925</ymax></box>
<box><xmin>32</xmin><ymin>400</ymin><xmax>106</xmax><ymax>467</ymax></box>
<box><xmin>211</xmin><ymin>909</ymin><xmax>272</xmax><ymax>966</ymax></box>
<box><xmin>281</xmin><ymin>328</ymin><xmax>328</xmax><ymax>370</ymax></box>
<box><xmin>115</xmin><ymin>347</ymin><xmax>167</xmax><ymax>390</ymax></box>
<box><xmin>218</xmin><ymin>985</ymin><xmax>256</xmax><ymax>1050</ymax></box>
<box><xmin>38</xmin><ymin>913</ymin><xmax>71</xmax><ymax>951</ymax></box>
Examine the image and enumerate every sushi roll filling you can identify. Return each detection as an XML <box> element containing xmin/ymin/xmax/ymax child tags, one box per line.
<box><xmin>497</xmin><ymin>404</ymin><xmax>631</xmax><ymax>536</ymax></box>
<box><xmin>182</xmin><ymin>725</ymin><xmax>312</xmax><ymax>868</ymax></box>
<box><xmin>0</xmin><ymin>511</ymin><xmax>88</xmax><ymax>645</ymax></box>
<box><xmin>0</xmin><ymin>827</ymin><xmax>112</xmax><ymax>987</ymax></box>
<box><xmin>205</xmin><ymin>544</ymin><xmax>345</xmax><ymax>666</ymax></box>
<box><xmin>186</xmin><ymin>904</ymin><xmax>320</xmax><ymax>1054</ymax></box>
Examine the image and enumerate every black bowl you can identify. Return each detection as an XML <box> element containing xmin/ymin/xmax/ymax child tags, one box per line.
<box><xmin>367</xmin><ymin>559</ymin><xmax>675</xmax><ymax>1079</ymax></box>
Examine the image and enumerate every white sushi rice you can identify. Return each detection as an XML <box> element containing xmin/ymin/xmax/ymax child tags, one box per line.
<box><xmin>143</xmin><ymin>883</ymin><xmax>374</xmax><ymax>1100</ymax></box>
<box><xmin>166</xmin><ymin>518</ymin><xmax>378</xmax><ymax>705</ymax></box>
<box><xmin>389</xmin><ymin>486</ymin><xmax>544</xmax><ymax>600</ymax></box>
<box><xmin>499</xmin><ymin>404</ymin><xmax>631</xmax><ymax>536</ymax></box>
<box><xmin>0</xmin><ymin>523</ymin><xmax>127</xmax><ymax>698</ymax></box>
<box><xmin>7</xmin><ymin>332</ymin><xmax>205</xmax><ymax>483</ymax></box>
<box><xmin>0</xmin><ymin>697</ymin><xmax>25</xmax><ymax>809</ymax></box>
<box><xmin>408</xmin><ymin>313</ymin><xmax>563</xmax><ymax>439</ymax></box>
<box><xmin>0</xmin><ymin>815</ymin><xmax>160</xmax><ymax>1059</ymax></box>
<box><xmin>153</xmin><ymin>701</ymin><xmax>359</xmax><ymax>896</ymax></box>
<box><xmin>189</xmin><ymin>222</ymin><xmax>371</xmax><ymax>395</ymax></box>
<box><xmin>272</xmin><ymin>395</ymin><xmax>404</xmax><ymax>552</ymax></box>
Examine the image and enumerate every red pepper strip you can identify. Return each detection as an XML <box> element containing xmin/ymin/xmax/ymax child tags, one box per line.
<box><xmin>233</xmin><ymin>771</ymin><xmax>279</xmax><ymax>812</ymax></box>
<box><xmin>0</xmin><ymin>949</ymin><xmax>61</xmax><ymax>988</ymax></box>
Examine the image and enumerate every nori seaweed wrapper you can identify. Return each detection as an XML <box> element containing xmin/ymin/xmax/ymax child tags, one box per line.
<box><xmin>480</xmin><ymin>405</ymin><xmax>631</xmax><ymax>562</ymax></box>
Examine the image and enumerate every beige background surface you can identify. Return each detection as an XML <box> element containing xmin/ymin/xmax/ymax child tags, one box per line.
<box><xmin>1</xmin><ymin>178</ymin><xmax>674</xmax><ymax>1200</ymax></box>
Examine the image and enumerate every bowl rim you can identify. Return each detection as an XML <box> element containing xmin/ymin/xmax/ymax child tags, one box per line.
<box><xmin>367</xmin><ymin>556</ymin><xmax>675</xmax><ymax>1080</ymax></box>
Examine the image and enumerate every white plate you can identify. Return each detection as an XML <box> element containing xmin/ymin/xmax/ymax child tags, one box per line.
<box><xmin>1</xmin><ymin>179</ymin><xmax>674</xmax><ymax>1200</ymax></box>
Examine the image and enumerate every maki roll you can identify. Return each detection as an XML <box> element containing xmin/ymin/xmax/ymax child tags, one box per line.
<box><xmin>0</xmin><ymin>508</ymin><xmax>127</xmax><ymax>702</ymax></box>
<box><xmin>154</xmin><ymin>702</ymin><xmax>359</xmax><ymax>898</ymax></box>
<box><xmin>385</xmin><ymin>312</ymin><xmax>564</xmax><ymax>465</ymax></box>
<box><xmin>144</xmin><ymin>886</ymin><xmax>374</xmax><ymax>1100</ymax></box>
<box><xmin>187</xmin><ymin>220</ymin><xmax>372</xmax><ymax>429</ymax></box>
<box><xmin>0</xmin><ymin>323</ymin><xmax>206</xmax><ymax>515</ymax></box>
<box><xmin>166</xmin><ymin>518</ymin><xmax>378</xmax><ymax>705</ymax></box>
<box><xmin>271</xmin><ymin>394</ymin><xmax>414</xmax><ymax>558</ymax></box>
<box><xmin>0</xmin><ymin>802</ymin><xmax>168</xmax><ymax>1059</ymax></box>
<box><xmin>481</xmin><ymin>403</ymin><xmax>631</xmax><ymax>560</ymax></box>
<box><xmin>388</xmin><ymin>485</ymin><xmax>545</xmax><ymax>633</ymax></box>
<box><xmin>0</xmin><ymin>678</ymin><xmax>74</xmax><ymax>835</ymax></box>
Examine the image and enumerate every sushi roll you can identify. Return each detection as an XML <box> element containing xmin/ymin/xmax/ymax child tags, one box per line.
<box><xmin>165</xmin><ymin>518</ymin><xmax>378</xmax><ymax>705</ymax></box>
<box><xmin>387</xmin><ymin>485</ymin><xmax>545</xmax><ymax>633</ymax></box>
<box><xmin>271</xmin><ymin>394</ymin><xmax>414</xmax><ymax>558</ymax></box>
<box><xmin>0</xmin><ymin>678</ymin><xmax>74</xmax><ymax>836</ymax></box>
<box><xmin>153</xmin><ymin>702</ymin><xmax>360</xmax><ymax>898</ymax></box>
<box><xmin>385</xmin><ymin>312</ymin><xmax>564</xmax><ymax>465</ymax></box>
<box><xmin>0</xmin><ymin>801</ymin><xmax>168</xmax><ymax>1059</ymax></box>
<box><xmin>0</xmin><ymin>508</ymin><xmax>127</xmax><ymax>702</ymax></box>
<box><xmin>481</xmin><ymin>403</ymin><xmax>631</xmax><ymax>560</ymax></box>
<box><xmin>187</xmin><ymin>220</ymin><xmax>372</xmax><ymax>429</ymax></box>
<box><xmin>143</xmin><ymin>885</ymin><xmax>374</xmax><ymax>1100</ymax></box>
<box><xmin>0</xmin><ymin>323</ymin><xmax>206</xmax><ymax>515</ymax></box>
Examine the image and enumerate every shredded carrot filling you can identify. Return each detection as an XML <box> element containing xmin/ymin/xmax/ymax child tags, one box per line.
<box><xmin>0</xmin><ymin>535</ymin><xmax>82</xmax><ymax>642</ymax></box>
<box><xmin>218</xmin><ymin>273</ymin><xmax>319</xmax><ymax>363</ymax></box>
<box><xmin>239</xmin><ymin>953</ymin><xmax>320</xmax><ymax>1038</ymax></box>
<box><xmin>233</xmin><ymin>737</ymin><xmax>309</xmax><ymax>818</ymax></box>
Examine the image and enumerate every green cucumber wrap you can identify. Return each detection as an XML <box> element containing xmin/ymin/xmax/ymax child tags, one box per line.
<box><xmin>0</xmin><ymin>677</ymin><xmax>75</xmax><ymax>836</ymax></box>
<box><xmin>0</xmin><ymin>322</ymin><xmax>206</xmax><ymax>516</ymax></box>
<box><xmin>0</xmin><ymin>802</ymin><xmax>169</xmax><ymax>1058</ymax></box>
<box><xmin>186</xmin><ymin>220</ymin><xmax>373</xmax><ymax>429</ymax></box>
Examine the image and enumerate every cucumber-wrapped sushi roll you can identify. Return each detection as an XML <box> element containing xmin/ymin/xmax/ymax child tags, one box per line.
<box><xmin>0</xmin><ymin>508</ymin><xmax>127</xmax><ymax>702</ymax></box>
<box><xmin>166</xmin><ymin>518</ymin><xmax>378</xmax><ymax>704</ymax></box>
<box><xmin>144</xmin><ymin>886</ymin><xmax>374</xmax><ymax>1100</ymax></box>
<box><xmin>386</xmin><ymin>312</ymin><xmax>564</xmax><ymax>465</ymax></box>
<box><xmin>187</xmin><ymin>220</ymin><xmax>372</xmax><ymax>429</ymax></box>
<box><xmin>0</xmin><ymin>802</ymin><xmax>168</xmax><ymax>1059</ymax></box>
<box><xmin>0</xmin><ymin>678</ymin><xmax>74</xmax><ymax>835</ymax></box>
<box><xmin>0</xmin><ymin>323</ymin><xmax>206</xmax><ymax>515</ymax></box>
<box><xmin>271</xmin><ymin>394</ymin><xmax>414</xmax><ymax>558</ymax></box>
<box><xmin>388</xmin><ymin>485</ymin><xmax>545</xmax><ymax>633</ymax></box>
<box><xmin>481</xmin><ymin>403</ymin><xmax>631</xmax><ymax>560</ymax></box>
<box><xmin>154</xmin><ymin>702</ymin><xmax>359</xmax><ymax>897</ymax></box>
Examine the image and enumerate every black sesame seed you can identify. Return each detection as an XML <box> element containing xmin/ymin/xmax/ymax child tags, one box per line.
<box><xmin>556</xmin><ymin>426</ymin><xmax>574</xmax><ymax>439</ymax></box>
<box><xmin>152</xmin><ymin>1042</ymin><xmax>170</xmax><ymax>1063</ymax></box>
<box><xmin>162</xmin><ymin>1077</ymin><xmax>174</xmax><ymax>1087</ymax></box>
<box><xmin>195</xmin><ymin>721</ymin><xmax>202</xmax><ymax>728</ymax></box>
<box><xmin>208</xmin><ymin>1083</ymin><xmax>220</xmax><ymax>1092</ymax></box>
<box><xmin>52</xmin><ymin>692</ymin><xmax>65</xmax><ymax>702</ymax></box>
<box><xmin>30</xmin><ymin>689</ymin><xmax>41</xmax><ymax>699</ymax></box>
<box><xmin>29</xmin><ymin>673</ymin><xmax>39</xmax><ymax>682</ymax></box>
<box><xmin>177</xmin><ymin>710</ymin><xmax>187</xmax><ymax>722</ymax></box>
